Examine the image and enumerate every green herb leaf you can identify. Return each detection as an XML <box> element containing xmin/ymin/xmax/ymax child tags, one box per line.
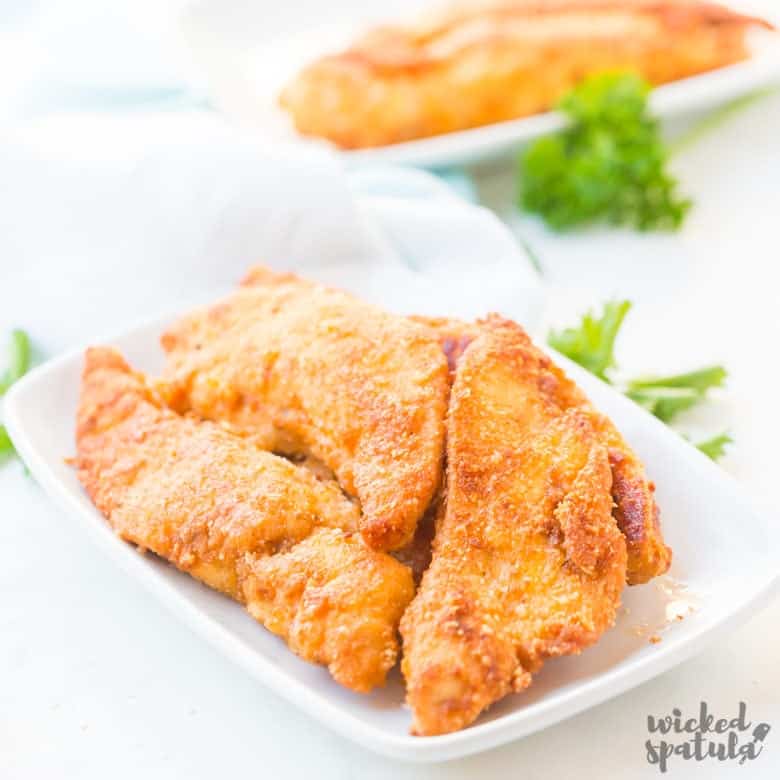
<box><xmin>0</xmin><ymin>424</ymin><xmax>15</xmax><ymax>459</ymax></box>
<box><xmin>547</xmin><ymin>299</ymin><xmax>630</xmax><ymax>381</ymax></box>
<box><xmin>0</xmin><ymin>329</ymin><xmax>32</xmax><ymax>395</ymax></box>
<box><xmin>625</xmin><ymin>365</ymin><xmax>727</xmax><ymax>422</ymax></box>
<box><xmin>550</xmin><ymin>301</ymin><xmax>734</xmax><ymax>460</ymax></box>
<box><xmin>0</xmin><ymin>329</ymin><xmax>32</xmax><ymax>468</ymax></box>
<box><xmin>625</xmin><ymin>386</ymin><xmax>701</xmax><ymax>423</ymax></box>
<box><xmin>694</xmin><ymin>431</ymin><xmax>732</xmax><ymax>461</ymax></box>
<box><xmin>627</xmin><ymin>365</ymin><xmax>727</xmax><ymax>393</ymax></box>
<box><xmin>518</xmin><ymin>72</ymin><xmax>690</xmax><ymax>231</ymax></box>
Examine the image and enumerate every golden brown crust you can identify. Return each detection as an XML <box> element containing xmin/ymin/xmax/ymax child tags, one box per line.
<box><xmin>598</xmin><ymin>424</ymin><xmax>670</xmax><ymax>583</ymax></box>
<box><xmin>535</xmin><ymin>350</ymin><xmax>672</xmax><ymax>584</ymax></box>
<box><xmin>421</xmin><ymin>314</ymin><xmax>672</xmax><ymax>585</ymax></box>
<box><xmin>242</xmin><ymin>528</ymin><xmax>414</xmax><ymax>692</ymax></box>
<box><xmin>158</xmin><ymin>266</ymin><xmax>449</xmax><ymax>551</ymax></box>
<box><xmin>280</xmin><ymin>0</ymin><xmax>772</xmax><ymax>148</ymax></box>
<box><xmin>409</xmin><ymin>316</ymin><xmax>480</xmax><ymax>375</ymax></box>
<box><xmin>75</xmin><ymin>347</ymin><xmax>413</xmax><ymax>692</ymax></box>
<box><xmin>401</xmin><ymin>317</ymin><xmax>628</xmax><ymax>735</ymax></box>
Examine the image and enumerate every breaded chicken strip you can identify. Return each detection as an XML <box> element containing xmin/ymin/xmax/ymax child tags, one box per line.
<box><xmin>158</xmin><ymin>266</ymin><xmax>449</xmax><ymax>551</ymax></box>
<box><xmin>558</xmin><ymin>385</ymin><xmax>671</xmax><ymax>584</ymax></box>
<box><xmin>415</xmin><ymin>314</ymin><xmax>671</xmax><ymax>585</ymax></box>
<box><xmin>280</xmin><ymin>0</ymin><xmax>772</xmax><ymax>148</ymax></box>
<box><xmin>401</xmin><ymin>317</ymin><xmax>628</xmax><ymax>735</ymax></box>
<box><xmin>75</xmin><ymin>347</ymin><xmax>414</xmax><ymax>691</ymax></box>
<box><xmin>242</xmin><ymin>528</ymin><xmax>414</xmax><ymax>691</ymax></box>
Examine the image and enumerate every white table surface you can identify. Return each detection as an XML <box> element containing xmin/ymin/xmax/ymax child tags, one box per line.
<box><xmin>2</xmin><ymin>2</ymin><xmax>780</xmax><ymax>777</ymax></box>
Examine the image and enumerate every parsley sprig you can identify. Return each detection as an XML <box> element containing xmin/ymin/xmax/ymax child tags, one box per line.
<box><xmin>0</xmin><ymin>425</ymin><xmax>14</xmax><ymax>458</ymax></box>
<box><xmin>0</xmin><ymin>329</ymin><xmax>33</xmax><ymax>461</ymax></box>
<box><xmin>625</xmin><ymin>366</ymin><xmax>727</xmax><ymax>423</ymax></box>
<box><xmin>548</xmin><ymin>302</ymin><xmax>731</xmax><ymax>460</ymax></box>
<box><xmin>547</xmin><ymin>300</ymin><xmax>630</xmax><ymax>381</ymax></box>
<box><xmin>692</xmin><ymin>432</ymin><xmax>733</xmax><ymax>461</ymax></box>
<box><xmin>518</xmin><ymin>72</ymin><xmax>690</xmax><ymax>231</ymax></box>
<box><xmin>0</xmin><ymin>330</ymin><xmax>31</xmax><ymax>395</ymax></box>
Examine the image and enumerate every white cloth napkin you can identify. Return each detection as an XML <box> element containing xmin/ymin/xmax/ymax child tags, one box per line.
<box><xmin>0</xmin><ymin>111</ymin><xmax>543</xmax><ymax>356</ymax></box>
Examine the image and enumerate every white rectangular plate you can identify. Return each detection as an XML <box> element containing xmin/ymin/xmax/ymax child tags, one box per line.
<box><xmin>183</xmin><ymin>3</ymin><xmax>780</xmax><ymax>167</ymax></box>
<box><xmin>4</xmin><ymin>312</ymin><xmax>779</xmax><ymax>762</ymax></box>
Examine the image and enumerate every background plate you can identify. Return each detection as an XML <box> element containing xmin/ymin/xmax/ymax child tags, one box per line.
<box><xmin>181</xmin><ymin>3</ymin><xmax>780</xmax><ymax>167</ymax></box>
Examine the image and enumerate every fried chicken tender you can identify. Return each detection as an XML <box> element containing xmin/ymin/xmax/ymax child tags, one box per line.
<box><xmin>158</xmin><ymin>266</ymin><xmax>449</xmax><ymax>551</ymax></box>
<box><xmin>415</xmin><ymin>314</ymin><xmax>671</xmax><ymax>585</ymax></box>
<box><xmin>401</xmin><ymin>317</ymin><xmax>628</xmax><ymax>735</ymax></box>
<box><xmin>280</xmin><ymin>0</ymin><xmax>773</xmax><ymax>148</ymax></box>
<box><xmin>75</xmin><ymin>347</ymin><xmax>414</xmax><ymax>692</ymax></box>
<box><xmin>242</xmin><ymin>528</ymin><xmax>414</xmax><ymax>691</ymax></box>
<box><xmin>558</xmin><ymin>387</ymin><xmax>671</xmax><ymax>584</ymax></box>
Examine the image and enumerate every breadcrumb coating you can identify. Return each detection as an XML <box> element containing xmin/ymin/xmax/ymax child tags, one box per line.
<box><xmin>417</xmin><ymin>314</ymin><xmax>671</xmax><ymax>585</ymax></box>
<box><xmin>158</xmin><ymin>266</ymin><xmax>449</xmax><ymax>551</ymax></box>
<box><xmin>76</xmin><ymin>347</ymin><xmax>413</xmax><ymax>692</ymax></box>
<box><xmin>401</xmin><ymin>317</ymin><xmax>628</xmax><ymax>735</ymax></box>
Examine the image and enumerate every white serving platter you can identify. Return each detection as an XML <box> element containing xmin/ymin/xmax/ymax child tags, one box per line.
<box><xmin>181</xmin><ymin>3</ymin><xmax>780</xmax><ymax>167</ymax></box>
<box><xmin>4</xmin><ymin>301</ymin><xmax>779</xmax><ymax>762</ymax></box>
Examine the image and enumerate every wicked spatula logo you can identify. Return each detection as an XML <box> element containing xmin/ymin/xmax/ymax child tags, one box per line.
<box><xmin>646</xmin><ymin>702</ymin><xmax>770</xmax><ymax>773</ymax></box>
